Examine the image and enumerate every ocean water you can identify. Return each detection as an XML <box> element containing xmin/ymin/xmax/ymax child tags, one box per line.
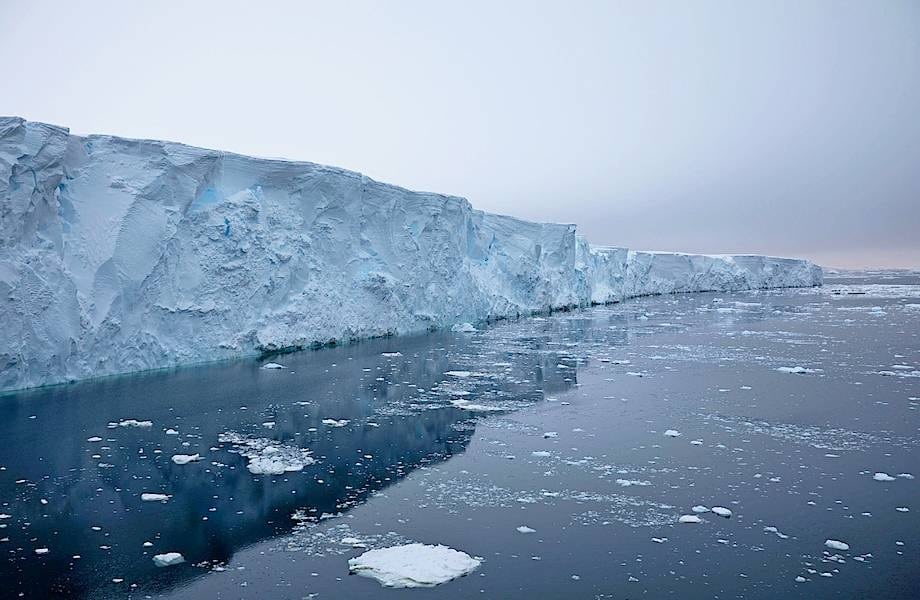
<box><xmin>1</xmin><ymin>273</ymin><xmax>917</xmax><ymax>599</ymax></box>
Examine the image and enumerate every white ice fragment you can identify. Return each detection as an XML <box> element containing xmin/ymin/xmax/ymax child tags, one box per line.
<box><xmin>543</xmin><ymin>432</ymin><xmax>558</xmax><ymax>439</ymax></box>
<box><xmin>615</xmin><ymin>479</ymin><xmax>651</xmax><ymax>487</ymax></box>
<box><xmin>451</xmin><ymin>323</ymin><xmax>477</xmax><ymax>333</ymax></box>
<box><xmin>35</xmin><ymin>548</ymin><xmax>49</xmax><ymax>555</ymax></box>
<box><xmin>711</xmin><ymin>506</ymin><xmax>733</xmax><ymax>518</ymax></box>
<box><xmin>679</xmin><ymin>515</ymin><xmax>702</xmax><ymax>524</ymax></box>
<box><xmin>897</xmin><ymin>473</ymin><xmax>914</xmax><ymax>479</ymax></box>
<box><xmin>825</xmin><ymin>539</ymin><xmax>849</xmax><ymax>551</ymax></box>
<box><xmin>663</xmin><ymin>429</ymin><xmax>681</xmax><ymax>438</ymax></box>
<box><xmin>450</xmin><ymin>399</ymin><xmax>503</xmax><ymax>412</ymax></box>
<box><xmin>516</xmin><ymin>526</ymin><xmax>536</xmax><ymax>534</ymax></box>
<box><xmin>86</xmin><ymin>436</ymin><xmax>102</xmax><ymax>442</ymax></box>
<box><xmin>347</xmin><ymin>543</ymin><xmax>480</xmax><ymax>588</ymax></box>
<box><xmin>321</xmin><ymin>419</ymin><xmax>350</xmax><ymax>427</ymax></box>
<box><xmin>873</xmin><ymin>472</ymin><xmax>896</xmax><ymax>482</ymax></box>
<box><xmin>381</xmin><ymin>352</ymin><xmax>402</xmax><ymax>357</ymax></box>
<box><xmin>691</xmin><ymin>505</ymin><xmax>710</xmax><ymax>513</ymax></box>
<box><xmin>260</xmin><ymin>362</ymin><xmax>285</xmax><ymax>370</ymax></box>
<box><xmin>531</xmin><ymin>451</ymin><xmax>552</xmax><ymax>458</ymax></box>
<box><xmin>153</xmin><ymin>552</ymin><xmax>185</xmax><ymax>567</ymax></box>
<box><xmin>171</xmin><ymin>454</ymin><xmax>201</xmax><ymax>465</ymax></box>
<box><xmin>776</xmin><ymin>366</ymin><xmax>820</xmax><ymax>374</ymax></box>
<box><xmin>444</xmin><ymin>371</ymin><xmax>472</xmax><ymax>378</ymax></box>
<box><xmin>140</xmin><ymin>493</ymin><xmax>171</xmax><ymax>502</ymax></box>
<box><xmin>118</xmin><ymin>419</ymin><xmax>152</xmax><ymax>428</ymax></box>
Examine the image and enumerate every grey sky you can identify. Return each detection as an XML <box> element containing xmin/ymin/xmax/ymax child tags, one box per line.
<box><xmin>2</xmin><ymin>1</ymin><xmax>918</xmax><ymax>268</ymax></box>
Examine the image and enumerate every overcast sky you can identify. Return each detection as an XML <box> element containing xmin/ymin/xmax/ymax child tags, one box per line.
<box><xmin>2</xmin><ymin>1</ymin><xmax>918</xmax><ymax>268</ymax></box>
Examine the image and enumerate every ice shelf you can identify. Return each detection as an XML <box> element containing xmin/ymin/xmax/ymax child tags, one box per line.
<box><xmin>0</xmin><ymin>117</ymin><xmax>822</xmax><ymax>391</ymax></box>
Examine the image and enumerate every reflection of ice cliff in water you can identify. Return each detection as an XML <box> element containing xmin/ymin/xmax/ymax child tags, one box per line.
<box><xmin>0</xmin><ymin>329</ymin><xmax>580</xmax><ymax>598</ymax></box>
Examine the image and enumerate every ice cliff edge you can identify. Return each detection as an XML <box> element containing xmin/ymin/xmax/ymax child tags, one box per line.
<box><xmin>0</xmin><ymin>117</ymin><xmax>822</xmax><ymax>392</ymax></box>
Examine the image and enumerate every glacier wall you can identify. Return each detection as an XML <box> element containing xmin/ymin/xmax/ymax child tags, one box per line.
<box><xmin>0</xmin><ymin>117</ymin><xmax>822</xmax><ymax>392</ymax></box>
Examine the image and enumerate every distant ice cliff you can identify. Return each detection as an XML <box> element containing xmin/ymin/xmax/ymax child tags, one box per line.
<box><xmin>0</xmin><ymin>117</ymin><xmax>822</xmax><ymax>391</ymax></box>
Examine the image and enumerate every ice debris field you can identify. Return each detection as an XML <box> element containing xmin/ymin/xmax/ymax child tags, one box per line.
<box><xmin>0</xmin><ymin>117</ymin><xmax>820</xmax><ymax>392</ymax></box>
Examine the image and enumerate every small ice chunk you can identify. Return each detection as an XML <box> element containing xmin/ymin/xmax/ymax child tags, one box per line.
<box><xmin>451</xmin><ymin>323</ymin><xmax>477</xmax><ymax>333</ymax></box>
<box><xmin>153</xmin><ymin>552</ymin><xmax>185</xmax><ymax>567</ymax></box>
<box><xmin>118</xmin><ymin>419</ymin><xmax>152</xmax><ymax>428</ymax></box>
<box><xmin>873</xmin><ymin>472</ymin><xmax>896</xmax><ymax>482</ymax></box>
<box><xmin>679</xmin><ymin>515</ymin><xmax>702</xmax><ymax>524</ymax></box>
<box><xmin>795</xmin><ymin>576</ymin><xmax>807</xmax><ymax>582</ymax></box>
<box><xmin>897</xmin><ymin>473</ymin><xmax>915</xmax><ymax>479</ymax></box>
<box><xmin>381</xmin><ymin>352</ymin><xmax>402</xmax><ymax>357</ymax></box>
<box><xmin>711</xmin><ymin>506</ymin><xmax>733</xmax><ymax>518</ymax></box>
<box><xmin>260</xmin><ymin>362</ymin><xmax>285</xmax><ymax>369</ymax></box>
<box><xmin>663</xmin><ymin>429</ymin><xmax>681</xmax><ymax>438</ymax></box>
<box><xmin>86</xmin><ymin>436</ymin><xmax>103</xmax><ymax>442</ymax></box>
<box><xmin>516</xmin><ymin>526</ymin><xmax>536</xmax><ymax>534</ymax></box>
<box><xmin>140</xmin><ymin>493</ymin><xmax>171</xmax><ymax>502</ymax></box>
<box><xmin>825</xmin><ymin>539</ymin><xmax>849</xmax><ymax>551</ymax></box>
<box><xmin>321</xmin><ymin>419</ymin><xmax>350</xmax><ymax>427</ymax></box>
<box><xmin>444</xmin><ymin>371</ymin><xmax>472</xmax><ymax>378</ymax></box>
<box><xmin>347</xmin><ymin>543</ymin><xmax>480</xmax><ymax>588</ymax></box>
<box><xmin>165</xmin><ymin>428</ymin><xmax>179</xmax><ymax>435</ymax></box>
<box><xmin>35</xmin><ymin>548</ymin><xmax>49</xmax><ymax>555</ymax></box>
<box><xmin>543</xmin><ymin>432</ymin><xmax>558</xmax><ymax>439</ymax></box>
<box><xmin>776</xmin><ymin>366</ymin><xmax>819</xmax><ymax>374</ymax></box>
<box><xmin>531</xmin><ymin>451</ymin><xmax>551</xmax><ymax>458</ymax></box>
<box><xmin>171</xmin><ymin>454</ymin><xmax>201</xmax><ymax>465</ymax></box>
<box><xmin>691</xmin><ymin>505</ymin><xmax>710</xmax><ymax>513</ymax></box>
<box><xmin>615</xmin><ymin>479</ymin><xmax>651</xmax><ymax>487</ymax></box>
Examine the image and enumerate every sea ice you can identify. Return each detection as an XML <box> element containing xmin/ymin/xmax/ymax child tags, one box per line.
<box><xmin>516</xmin><ymin>526</ymin><xmax>536</xmax><ymax>534</ymax></box>
<box><xmin>171</xmin><ymin>454</ymin><xmax>201</xmax><ymax>465</ymax></box>
<box><xmin>711</xmin><ymin>506</ymin><xmax>733</xmax><ymax>518</ymax></box>
<box><xmin>679</xmin><ymin>515</ymin><xmax>702</xmax><ymax>524</ymax></box>
<box><xmin>347</xmin><ymin>543</ymin><xmax>480</xmax><ymax>588</ymax></box>
<box><xmin>825</xmin><ymin>539</ymin><xmax>849</xmax><ymax>551</ymax></box>
<box><xmin>873</xmin><ymin>472</ymin><xmax>896</xmax><ymax>481</ymax></box>
<box><xmin>321</xmin><ymin>419</ymin><xmax>350</xmax><ymax>427</ymax></box>
<box><xmin>663</xmin><ymin>429</ymin><xmax>681</xmax><ymax>438</ymax></box>
<box><xmin>140</xmin><ymin>493</ymin><xmax>171</xmax><ymax>502</ymax></box>
<box><xmin>260</xmin><ymin>363</ymin><xmax>285</xmax><ymax>370</ymax></box>
<box><xmin>153</xmin><ymin>552</ymin><xmax>185</xmax><ymax>567</ymax></box>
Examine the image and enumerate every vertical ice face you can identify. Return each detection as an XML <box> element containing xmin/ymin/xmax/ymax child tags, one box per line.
<box><xmin>0</xmin><ymin>117</ymin><xmax>822</xmax><ymax>392</ymax></box>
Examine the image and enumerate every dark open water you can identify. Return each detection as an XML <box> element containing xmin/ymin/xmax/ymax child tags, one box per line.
<box><xmin>1</xmin><ymin>272</ymin><xmax>917</xmax><ymax>599</ymax></box>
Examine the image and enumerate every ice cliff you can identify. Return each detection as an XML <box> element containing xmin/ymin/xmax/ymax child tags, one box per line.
<box><xmin>0</xmin><ymin>117</ymin><xmax>822</xmax><ymax>392</ymax></box>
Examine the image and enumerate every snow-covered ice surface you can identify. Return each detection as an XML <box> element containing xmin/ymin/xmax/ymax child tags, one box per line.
<box><xmin>0</xmin><ymin>270</ymin><xmax>916</xmax><ymax>599</ymax></box>
<box><xmin>347</xmin><ymin>543</ymin><xmax>480</xmax><ymax>587</ymax></box>
<box><xmin>0</xmin><ymin>117</ymin><xmax>821</xmax><ymax>392</ymax></box>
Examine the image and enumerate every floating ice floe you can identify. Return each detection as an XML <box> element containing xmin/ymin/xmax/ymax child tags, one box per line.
<box><xmin>450</xmin><ymin>399</ymin><xmax>503</xmax><ymax>412</ymax></box>
<box><xmin>897</xmin><ymin>473</ymin><xmax>915</xmax><ymax>479</ymax></box>
<box><xmin>153</xmin><ymin>552</ymin><xmax>185</xmax><ymax>567</ymax></box>
<box><xmin>381</xmin><ymin>352</ymin><xmax>402</xmax><ymax>357</ymax></box>
<box><xmin>170</xmin><ymin>454</ymin><xmax>201</xmax><ymax>465</ymax></box>
<box><xmin>711</xmin><ymin>506</ymin><xmax>733</xmax><ymax>518</ymax></box>
<box><xmin>260</xmin><ymin>362</ymin><xmax>285</xmax><ymax>370</ymax></box>
<box><xmin>321</xmin><ymin>419</ymin><xmax>350</xmax><ymax>427</ymax></box>
<box><xmin>615</xmin><ymin>479</ymin><xmax>651</xmax><ymax>487</ymax></box>
<box><xmin>691</xmin><ymin>505</ymin><xmax>710</xmax><ymax>513</ymax></box>
<box><xmin>531</xmin><ymin>451</ymin><xmax>552</xmax><ymax>458</ymax></box>
<box><xmin>218</xmin><ymin>432</ymin><xmax>315</xmax><ymax>475</ymax></box>
<box><xmin>86</xmin><ymin>436</ymin><xmax>102</xmax><ymax>442</ymax></box>
<box><xmin>543</xmin><ymin>432</ymin><xmax>558</xmax><ymax>439</ymax></box>
<box><xmin>516</xmin><ymin>526</ymin><xmax>536</xmax><ymax>534</ymax></box>
<box><xmin>347</xmin><ymin>543</ymin><xmax>480</xmax><ymax>588</ymax></box>
<box><xmin>663</xmin><ymin>429</ymin><xmax>681</xmax><ymax>438</ymax></box>
<box><xmin>873</xmin><ymin>472</ymin><xmax>896</xmax><ymax>482</ymax></box>
<box><xmin>34</xmin><ymin>548</ymin><xmax>49</xmax><ymax>555</ymax></box>
<box><xmin>776</xmin><ymin>366</ymin><xmax>820</xmax><ymax>374</ymax></box>
<box><xmin>825</xmin><ymin>539</ymin><xmax>849</xmax><ymax>551</ymax></box>
<box><xmin>117</xmin><ymin>419</ymin><xmax>152</xmax><ymax>428</ymax></box>
<box><xmin>140</xmin><ymin>493</ymin><xmax>171</xmax><ymax>502</ymax></box>
<box><xmin>444</xmin><ymin>371</ymin><xmax>472</xmax><ymax>378</ymax></box>
<box><xmin>679</xmin><ymin>515</ymin><xmax>702</xmax><ymax>524</ymax></box>
<box><xmin>451</xmin><ymin>323</ymin><xmax>477</xmax><ymax>333</ymax></box>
